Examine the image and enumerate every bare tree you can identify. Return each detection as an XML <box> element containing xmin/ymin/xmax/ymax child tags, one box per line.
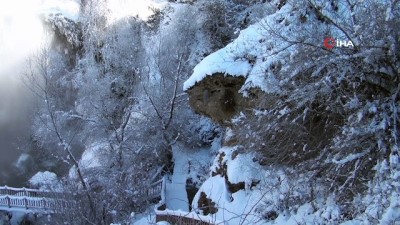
<box><xmin>23</xmin><ymin>46</ymin><xmax>101</xmax><ymax>224</ymax></box>
<box><xmin>140</xmin><ymin>7</ymin><xmax>199</xmax><ymax>160</ymax></box>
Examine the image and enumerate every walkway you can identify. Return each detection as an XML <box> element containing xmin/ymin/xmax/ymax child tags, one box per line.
<box><xmin>1</xmin><ymin>174</ymin><xmax>219</xmax><ymax>224</ymax></box>
<box><xmin>0</xmin><ymin>186</ymin><xmax>66</xmax><ymax>212</ymax></box>
<box><xmin>165</xmin><ymin>145</ymin><xmax>189</xmax><ymax>211</ymax></box>
<box><xmin>0</xmin><ymin>180</ymin><xmax>163</xmax><ymax>213</ymax></box>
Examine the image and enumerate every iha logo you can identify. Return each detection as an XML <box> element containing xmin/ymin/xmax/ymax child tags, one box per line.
<box><xmin>324</xmin><ymin>37</ymin><xmax>354</xmax><ymax>49</ymax></box>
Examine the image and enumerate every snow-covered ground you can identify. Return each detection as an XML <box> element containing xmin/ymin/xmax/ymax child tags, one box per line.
<box><xmin>131</xmin><ymin>142</ymin><xmax>216</xmax><ymax>224</ymax></box>
<box><xmin>0</xmin><ymin>211</ymin><xmax>26</xmax><ymax>225</ymax></box>
<box><xmin>165</xmin><ymin>145</ymin><xmax>189</xmax><ymax>211</ymax></box>
<box><xmin>165</xmin><ymin>144</ymin><xmax>214</xmax><ymax>212</ymax></box>
<box><xmin>132</xmin><ymin>213</ymin><xmax>156</xmax><ymax>225</ymax></box>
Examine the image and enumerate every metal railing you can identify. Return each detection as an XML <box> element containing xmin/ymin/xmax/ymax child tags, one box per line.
<box><xmin>0</xmin><ymin>195</ymin><xmax>72</xmax><ymax>210</ymax></box>
<box><xmin>0</xmin><ymin>186</ymin><xmax>71</xmax><ymax>211</ymax></box>
<box><xmin>0</xmin><ymin>179</ymin><xmax>163</xmax><ymax>212</ymax></box>
<box><xmin>137</xmin><ymin>179</ymin><xmax>163</xmax><ymax>200</ymax></box>
<box><xmin>0</xmin><ymin>186</ymin><xmax>65</xmax><ymax>199</ymax></box>
<box><xmin>2</xmin><ymin>179</ymin><xmax>221</xmax><ymax>224</ymax></box>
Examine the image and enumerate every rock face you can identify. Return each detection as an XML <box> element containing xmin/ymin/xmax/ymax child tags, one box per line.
<box><xmin>42</xmin><ymin>14</ymin><xmax>83</xmax><ymax>68</ymax></box>
<box><xmin>186</xmin><ymin>74</ymin><xmax>247</xmax><ymax>123</ymax></box>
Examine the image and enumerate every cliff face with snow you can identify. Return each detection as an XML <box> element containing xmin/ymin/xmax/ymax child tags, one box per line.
<box><xmin>184</xmin><ymin>0</ymin><xmax>400</xmax><ymax>224</ymax></box>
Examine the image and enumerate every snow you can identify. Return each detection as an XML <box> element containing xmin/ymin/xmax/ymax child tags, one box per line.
<box><xmin>79</xmin><ymin>142</ymin><xmax>109</xmax><ymax>169</ymax></box>
<box><xmin>165</xmin><ymin>145</ymin><xmax>190</xmax><ymax>211</ymax></box>
<box><xmin>380</xmin><ymin>194</ymin><xmax>400</xmax><ymax>224</ymax></box>
<box><xmin>164</xmin><ymin>143</ymin><xmax>214</xmax><ymax>212</ymax></box>
<box><xmin>182</xmin><ymin>49</ymin><xmax>252</xmax><ymax>90</ymax></box>
<box><xmin>39</xmin><ymin>0</ymin><xmax>80</xmax><ymax>21</ymax></box>
<box><xmin>29</xmin><ymin>171</ymin><xmax>61</xmax><ymax>191</ymax></box>
<box><xmin>0</xmin><ymin>186</ymin><xmax>38</xmax><ymax>192</ymax></box>
<box><xmin>183</xmin><ymin>3</ymin><xmax>297</xmax><ymax>94</ymax></box>
<box><xmin>107</xmin><ymin>0</ymin><xmax>166</xmax><ymax>23</ymax></box>
<box><xmin>156</xmin><ymin>222</ymin><xmax>171</xmax><ymax>225</ymax></box>
<box><xmin>332</xmin><ymin>151</ymin><xmax>368</xmax><ymax>164</ymax></box>
<box><xmin>151</xmin><ymin>143</ymin><xmax>217</xmax><ymax>224</ymax></box>
<box><xmin>242</xmin><ymin>62</ymin><xmax>282</xmax><ymax>94</ymax></box>
<box><xmin>155</xmin><ymin>208</ymin><xmax>223</xmax><ymax>224</ymax></box>
<box><xmin>194</xmin><ymin>147</ymin><xmax>275</xmax><ymax>224</ymax></box>
<box><xmin>15</xmin><ymin>153</ymin><xmax>31</xmax><ymax>170</ymax></box>
<box><xmin>224</xmin><ymin>148</ymin><xmax>263</xmax><ymax>186</ymax></box>
<box><xmin>4</xmin><ymin>211</ymin><xmax>25</xmax><ymax>225</ymax></box>
<box><xmin>132</xmin><ymin>212</ymin><xmax>156</xmax><ymax>225</ymax></box>
<box><xmin>192</xmin><ymin>173</ymin><xmax>272</xmax><ymax>225</ymax></box>
<box><xmin>1</xmin><ymin>0</ymin><xmax>396</xmax><ymax>224</ymax></box>
<box><xmin>369</xmin><ymin>105</ymin><xmax>378</xmax><ymax>113</ymax></box>
<box><xmin>190</xmin><ymin>145</ymin><xmax>384</xmax><ymax>225</ymax></box>
<box><xmin>182</xmin><ymin>22</ymin><xmax>264</xmax><ymax>91</ymax></box>
<box><xmin>182</xmin><ymin>9</ymin><xmax>286</xmax><ymax>91</ymax></box>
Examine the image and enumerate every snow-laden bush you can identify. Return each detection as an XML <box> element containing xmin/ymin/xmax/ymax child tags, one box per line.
<box><xmin>29</xmin><ymin>171</ymin><xmax>62</xmax><ymax>191</ymax></box>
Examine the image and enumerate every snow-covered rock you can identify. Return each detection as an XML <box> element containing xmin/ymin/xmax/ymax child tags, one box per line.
<box><xmin>183</xmin><ymin>3</ymin><xmax>291</xmax><ymax>94</ymax></box>
<box><xmin>29</xmin><ymin>171</ymin><xmax>61</xmax><ymax>191</ymax></box>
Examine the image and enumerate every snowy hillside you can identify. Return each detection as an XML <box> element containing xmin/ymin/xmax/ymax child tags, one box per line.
<box><xmin>183</xmin><ymin>0</ymin><xmax>400</xmax><ymax>224</ymax></box>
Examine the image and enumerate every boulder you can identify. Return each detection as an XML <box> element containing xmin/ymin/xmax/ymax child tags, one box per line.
<box><xmin>186</xmin><ymin>74</ymin><xmax>248</xmax><ymax>123</ymax></box>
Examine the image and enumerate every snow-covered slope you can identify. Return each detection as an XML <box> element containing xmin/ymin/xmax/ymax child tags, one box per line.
<box><xmin>183</xmin><ymin>3</ymin><xmax>294</xmax><ymax>94</ymax></box>
<box><xmin>184</xmin><ymin>0</ymin><xmax>400</xmax><ymax>224</ymax></box>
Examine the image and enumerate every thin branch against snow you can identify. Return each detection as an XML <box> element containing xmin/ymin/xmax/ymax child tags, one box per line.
<box><xmin>332</xmin><ymin>151</ymin><xmax>368</xmax><ymax>164</ymax></box>
<box><xmin>67</xmin><ymin>113</ymin><xmax>97</xmax><ymax>123</ymax></box>
<box><xmin>308</xmin><ymin>0</ymin><xmax>359</xmax><ymax>51</ymax></box>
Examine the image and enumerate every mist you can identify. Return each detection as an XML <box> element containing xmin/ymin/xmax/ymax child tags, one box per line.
<box><xmin>0</xmin><ymin>0</ymin><xmax>44</xmax><ymax>186</ymax></box>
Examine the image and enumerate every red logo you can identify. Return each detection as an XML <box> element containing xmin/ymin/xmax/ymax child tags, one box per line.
<box><xmin>324</xmin><ymin>37</ymin><xmax>336</xmax><ymax>49</ymax></box>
